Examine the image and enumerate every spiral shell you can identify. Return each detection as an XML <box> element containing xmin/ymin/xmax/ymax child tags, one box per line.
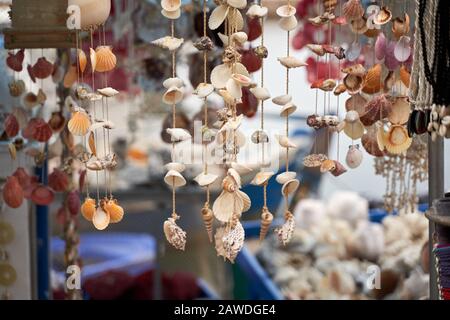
<box><xmin>201</xmin><ymin>205</ymin><xmax>214</xmax><ymax>243</ymax></box>
<box><xmin>95</xmin><ymin>46</ymin><xmax>117</xmax><ymax>73</ymax></box>
<box><xmin>259</xmin><ymin>207</ymin><xmax>273</xmax><ymax>241</ymax></box>
<box><xmin>164</xmin><ymin>216</ymin><xmax>187</xmax><ymax>251</ymax></box>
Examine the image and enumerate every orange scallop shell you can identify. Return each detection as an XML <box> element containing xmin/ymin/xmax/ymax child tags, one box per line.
<box><xmin>63</xmin><ymin>65</ymin><xmax>78</xmax><ymax>88</ymax></box>
<box><xmin>3</xmin><ymin>176</ymin><xmax>24</xmax><ymax>208</ymax></box>
<box><xmin>384</xmin><ymin>125</ymin><xmax>412</xmax><ymax>154</ymax></box>
<box><xmin>362</xmin><ymin>64</ymin><xmax>382</xmax><ymax>94</ymax></box>
<box><xmin>68</xmin><ymin>111</ymin><xmax>91</xmax><ymax>136</ymax></box>
<box><xmin>104</xmin><ymin>199</ymin><xmax>124</xmax><ymax>223</ymax></box>
<box><xmin>81</xmin><ymin>198</ymin><xmax>96</xmax><ymax>221</ymax></box>
<box><xmin>95</xmin><ymin>46</ymin><xmax>117</xmax><ymax>73</ymax></box>
<box><xmin>78</xmin><ymin>49</ymin><xmax>87</xmax><ymax>73</ymax></box>
<box><xmin>399</xmin><ymin>66</ymin><xmax>410</xmax><ymax>88</ymax></box>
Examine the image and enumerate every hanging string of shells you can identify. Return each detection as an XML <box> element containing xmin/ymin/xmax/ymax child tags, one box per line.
<box><xmin>67</xmin><ymin>2</ymin><xmax>124</xmax><ymax>231</ymax></box>
<box><xmin>153</xmin><ymin>0</ymin><xmax>190</xmax><ymax>251</ymax></box>
<box><xmin>0</xmin><ymin>208</ymin><xmax>16</xmax><ymax>300</ymax></box>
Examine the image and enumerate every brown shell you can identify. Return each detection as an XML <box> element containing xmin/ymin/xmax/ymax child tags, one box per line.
<box><xmin>320</xmin><ymin>159</ymin><xmax>336</xmax><ymax>173</ymax></box>
<box><xmin>331</xmin><ymin>160</ymin><xmax>347</xmax><ymax>176</ymax></box>
<box><xmin>392</xmin><ymin>13</ymin><xmax>410</xmax><ymax>39</ymax></box>
<box><xmin>383</xmin><ymin>71</ymin><xmax>395</xmax><ymax>93</ymax></box>
<box><xmin>48</xmin><ymin>112</ymin><xmax>66</xmax><ymax>132</ymax></box>
<box><xmin>342</xmin><ymin>63</ymin><xmax>366</xmax><ymax>77</ymax></box>
<box><xmin>364</xmin><ymin>28</ymin><xmax>381</xmax><ymax>38</ymax></box>
<box><xmin>399</xmin><ymin>66</ymin><xmax>410</xmax><ymax>88</ymax></box>
<box><xmin>323</xmin><ymin>0</ymin><xmax>337</xmax><ymax>13</ymax></box>
<box><xmin>362</xmin><ymin>126</ymin><xmax>385</xmax><ymax>157</ymax></box>
<box><xmin>201</xmin><ymin>205</ymin><xmax>214</xmax><ymax>243</ymax></box>
<box><xmin>32</xmin><ymin>57</ymin><xmax>53</xmax><ymax>79</ymax></box>
<box><xmin>362</xmin><ymin>64</ymin><xmax>382</xmax><ymax>94</ymax></box>
<box><xmin>259</xmin><ymin>207</ymin><xmax>273</xmax><ymax>241</ymax></box>
<box><xmin>345</xmin><ymin>93</ymin><xmax>367</xmax><ymax>116</ymax></box>
<box><xmin>360</xmin><ymin>94</ymin><xmax>393</xmax><ymax>126</ymax></box>
<box><xmin>343</xmin><ymin>74</ymin><xmax>363</xmax><ymax>94</ymax></box>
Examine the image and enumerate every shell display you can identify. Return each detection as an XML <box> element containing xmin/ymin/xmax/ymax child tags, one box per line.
<box><xmin>94</xmin><ymin>46</ymin><xmax>117</xmax><ymax>72</ymax></box>
<box><xmin>163</xmin><ymin>217</ymin><xmax>187</xmax><ymax>251</ymax></box>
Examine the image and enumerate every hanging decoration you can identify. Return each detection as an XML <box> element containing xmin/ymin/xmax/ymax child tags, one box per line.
<box><xmin>0</xmin><ymin>205</ymin><xmax>16</xmax><ymax>300</ymax></box>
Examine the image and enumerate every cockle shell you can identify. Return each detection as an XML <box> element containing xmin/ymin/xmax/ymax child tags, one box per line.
<box><xmin>246</xmin><ymin>4</ymin><xmax>268</xmax><ymax>18</ymax></box>
<box><xmin>68</xmin><ymin>111</ymin><xmax>91</xmax><ymax>136</ymax></box>
<box><xmin>280</xmin><ymin>103</ymin><xmax>297</xmax><ymax>117</ymax></box>
<box><xmin>194</xmin><ymin>172</ymin><xmax>218</xmax><ymax>187</ymax></box>
<box><xmin>342</xmin><ymin>0</ymin><xmax>364</xmax><ymax>21</ymax></box>
<box><xmin>374</xmin><ymin>6</ymin><xmax>392</xmax><ymax>25</ymax></box>
<box><xmin>362</xmin><ymin>63</ymin><xmax>382</xmax><ymax>94</ymax></box>
<box><xmin>276</xmin><ymin>135</ymin><xmax>296</xmax><ymax>148</ymax></box>
<box><xmin>3</xmin><ymin>176</ymin><xmax>24</xmax><ymax>208</ymax></box>
<box><xmin>98</xmin><ymin>87</ymin><xmax>119</xmax><ymax>97</ymax></box>
<box><xmin>32</xmin><ymin>119</ymin><xmax>52</xmax><ymax>142</ymax></box>
<box><xmin>164</xmin><ymin>170</ymin><xmax>186</xmax><ymax>188</ymax></box>
<box><xmin>208</xmin><ymin>4</ymin><xmax>229</xmax><ymax>30</ymax></box>
<box><xmin>162</xmin><ymin>86</ymin><xmax>184</xmax><ymax>104</ymax></box>
<box><xmin>382</xmin><ymin>125</ymin><xmax>412</xmax><ymax>154</ymax></box>
<box><xmin>32</xmin><ymin>57</ymin><xmax>53</xmax><ymax>79</ymax></box>
<box><xmin>277</xmin><ymin>56</ymin><xmax>307</xmax><ymax>69</ymax></box>
<box><xmin>251</xmin><ymin>171</ymin><xmax>274</xmax><ymax>186</ymax></box>
<box><xmin>194</xmin><ymin>83</ymin><xmax>214</xmax><ymax>98</ymax></box>
<box><xmin>6</xmin><ymin>49</ymin><xmax>24</xmax><ymax>72</ymax></box>
<box><xmin>392</xmin><ymin>13</ymin><xmax>410</xmax><ymax>39</ymax></box>
<box><xmin>250</xmin><ymin>87</ymin><xmax>270</xmax><ymax>101</ymax></box>
<box><xmin>48</xmin><ymin>168</ymin><xmax>69</xmax><ymax>192</ymax></box>
<box><xmin>78</xmin><ymin>49</ymin><xmax>87</xmax><ymax>73</ymax></box>
<box><xmin>4</xmin><ymin>114</ymin><xmax>19</xmax><ymax>138</ymax></box>
<box><xmin>164</xmin><ymin>162</ymin><xmax>185</xmax><ymax>173</ymax></box>
<box><xmin>259</xmin><ymin>207</ymin><xmax>273</xmax><ymax>241</ymax></box>
<box><xmin>359</xmin><ymin>94</ymin><xmax>392</xmax><ymax>126</ymax></box>
<box><xmin>166</xmin><ymin>128</ymin><xmax>191</xmax><ymax>142</ymax></box>
<box><xmin>81</xmin><ymin>198</ymin><xmax>96</xmax><ymax>221</ymax></box>
<box><xmin>94</xmin><ymin>46</ymin><xmax>116</xmax><ymax>72</ymax></box>
<box><xmin>12</xmin><ymin>167</ymin><xmax>31</xmax><ymax>189</ymax></box>
<box><xmin>8</xmin><ymin>80</ymin><xmax>25</xmax><ymax>97</ymax></box>
<box><xmin>151</xmin><ymin>36</ymin><xmax>184</xmax><ymax>51</ymax></box>
<box><xmin>345</xmin><ymin>144</ymin><xmax>363</xmax><ymax>169</ymax></box>
<box><xmin>279</xmin><ymin>15</ymin><xmax>298</xmax><ymax>31</ymax></box>
<box><xmin>31</xmin><ymin>184</ymin><xmax>54</xmax><ymax>206</ymax></box>
<box><xmin>93</xmin><ymin>207</ymin><xmax>110</xmax><ymax>231</ymax></box>
<box><xmin>320</xmin><ymin>159</ymin><xmax>337</xmax><ymax>173</ymax></box>
<box><xmin>272</xmin><ymin>94</ymin><xmax>292</xmax><ymax>106</ymax></box>
<box><xmin>343</xmin><ymin>74</ymin><xmax>363</xmax><ymax>94</ymax></box>
<box><xmin>345</xmin><ymin>94</ymin><xmax>367</xmax><ymax>116</ymax></box>
<box><xmin>282</xmin><ymin>179</ymin><xmax>300</xmax><ymax>196</ymax></box>
<box><xmin>389</xmin><ymin>96</ymin><xmax>410</xmax><ymax>125</ymax></box>
<box><xmin>276</xmin><ymin>171</ymin><xmax>296</xmax><ymax>184</ymax></box>
<box><xmin>104</xmin><ymin>199</ymin><xmax>124</xmax><ymax>223</ymax></box>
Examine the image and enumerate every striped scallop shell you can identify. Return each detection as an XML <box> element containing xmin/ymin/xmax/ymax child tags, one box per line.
<box><xmin>95</xmin><ymin>46</ymin><xmax>117</xmax><ymax>73</ymax></box>
<box><xmin>68</xmin><ymin>111</ymin><xmax>91</xmax><ymax>136</ymax></box>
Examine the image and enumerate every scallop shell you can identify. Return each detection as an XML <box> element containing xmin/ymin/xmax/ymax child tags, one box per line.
<box><xmin>307</xmin><ymin>44</ymin><xmax>326</xmax><ymax>56</ymax></box>
<box><xmin>166</xmin><ymin>128</ymin><xmax>191</xmax><ymax>142</ymax></box>
<box><xmin>399</xmin><ymin>66</ymin><xmax>411</xmax><ymax>88</ymax></box>
<box><xmin>342</xmin><ymin>63</ymin><xmax>366</xmax><ymax>77</ymax></box>
<box><xmin>6</xmin><ymin>49</ymin><xmax>24</xmax><ymax>72</ymax></box>
<box><xmin>161</xmin><ymin>8</ymin><xmax>180</xmax><ymax>19</ymax></box>
<box><xmin>374</xmin><ymin>6</ymin><xmax>392</xmax><ymax>25</ymax></box>
<box><xmin>246</xmin><ymin>4</ymin><xmax>268</xmax><ymax>18</ymax></box>
<box><xmin>164</xmin><ymin>170</ymin><xmax>186</xmax><ymax>188</ymax></box>
<box><xmin>4</xmin><ymin>114</ymin><xmax>19</xmax><ymax>138</ymax></box>
<box><xmin>93</xmin><ymin>207</ymin><xmax>110</xmax><ymax>231</ymax></box>
<box><xmin>32</xmin><ymin>57</ymin><xmax>53</xmax><ymax>79</ymax></box>
<box><xmin>392</xmin><ymin>13</ymin><xmax>410</xmax><ymax>39</ymax></box>
<box><xmin>362</xmin><ymin>126</ymin><xmax>384</xmax><ymax>157</ymax></box>
<box><xmin>345</xmin><ymin>144</ymin><xmax>363</xmax><ymax>169</ymax></box>
<box><xmin>344</xmin><ymin>121</ymin><xmax>364</xmax><ymax>140</ymax></box>
<box><xmin>280</xmin><ymin>103</ymin><xmax>297</xmax><ymax>117</ymax></box>
<box><xmin>345</xmin><ymin>93</ymin><xmax>367</xmax><ymax>116</ymax></box>
<box><xmin>162</xmin><ymin>86</ymin><xmax>184</xmax><ymax>104</ymax></box>
<box><xmin>194</xmin><ymin>83</ymin><xmax>214</xmax><ymax>98</ymax></box>
<box><xmin>276</xmin><ymin>171</ymin><xmax>296</xmax><ymax>184</ymax></box>
<box><xmin>277</xmin><ymin>56</ymin><xmax>307</xmax><ymax>68</ymax></box>
<box><xmin>32</xmin><ymin>119</ymin><xmax>52</xmax><ymax>142</ymax></box>
<box><xmin>250</xmin><ymin>87</ymin><xmax>270</xmax><ymax>101</ymax></box>
<box><xmin>161</xmin><ymin>0</ymin><xmax>181</xmax><ymax>11</ymax></box>
<box><xmin>343</xmin><ymin>74</ymin><xmax>363</xmax><ymax>94</ymax></box>
<box><xmin>331</xmin><ymin>161</ymin><xmax>347</xmax><ymax>176</ymax></box>
<box><xmin>8</xmin><ymin>80</ymin><xmax>25</xmax><ymax>97</ymax></box>
<box><xmin>272</xmin><ymin>94</ymin><xmax>292</xmax><ymax>106</ymax></box>
<box><xmin>81</xmin><ymin>198</ymin><xmax>96</xmax><ymax>221</ymax></box>
<box><xmin>320</xmin><ymin>159</ymin><xmax>337</xmax><ymax>173</ymax></box>
<box><xmin>282</xmin><ymin>179</ymin><xmax>300</xmax><ymax>196</ymax></box>
<box><xmin>362</xmin><ymin>64</ymin><xmax>382</xmax><ymax>94</ymax></box>
<box><xmin>3</xmin><ymin>176</ymin><xmax>24</xmax><ymax>209</ymax></box>
<box><xmin>98</xmin><ymin>87</ymin><xmax>119</xmax><ymax>97</ymax></box>
<box><xmin>278</xmin><ymin>15</ymin><xmax>298</xmax><ymax>31</ymax></box>
<box><xmin>31</xmin><ymin>184</ymin><xmax>54</xmax><ymax>206</ymax></box>
<box><xmin>389</xmin><ymin>96</ymin><xmax>410</xmax><ymax>125</ymax></box>
<box><xmin>342</xmin><ymin>0</ymin><xmax>364</xmax><ymax>21</ymax></box>
<box><xmin>151</xmin><ymin>36</ymin><xmax>184</xmax><ymax>51</ymax></box>
<box><xmin>194</xmin><ymin>172</ymin><xmax>218</xmax><ymax>187</ymax></box>
<box><xmin>95</xmin><ymin>46</ymin><xmax>116</xmax><ymax>72</ymax></box>
<box><xmin>104</xmin><ymin>199</ymin><xmax>124</xmax><ymax>223</ymax></box>
<box><xmin>212</xmin><ymin>190</ymin><xmax>244</xmax><ymax>223</ymax></box>
<box><xmin>359</xmin><ymin>94</ymin><xmax>392</xmax><ymax>126</ymax></box>
<box><xmin>78</xmin><ymin>49</ymin><xmax>87</xmax><ymax>73</ymax></box>
<box><xmin>48</xmin><ymin>168</ymin><xmax>69</xmax><ymax>192</ymax></box>
<box><xmin>68</xmin><ymin>111</ymin><xmax>91</xmax><ymax>136</ymax></box>
<box><xmin>164</xmin><ymin>162</ymin><xmax>185</xmax><ymax>173</ymax></box>
<box><xmin>208</xmin><ymin>4</ymin><xmax>229</xmax><ymax>30</ymax></box>
<box><xmin>350</xmin><ymin>17</ymin><xmax>368</xmax><ymax>34</ymax></box>
<box><xmin>259</xmin><ymin>207</ymin><xmax>273</xmax><ymax>241</ymax></box>
<box><xmin>375</xmin><ymin>32</ymin><xmax>387</xmax><ymax>60</ymax></box>
<box><xmin>63</xmin><ymin>65</ymin><xmax>78</xmax><ymax>88</ymax></box>
<box><xmin>251</xmin><ymin>171</ymin><xmax>274</xmax><ymax>186</ymax></box>
<box><xmin>276</xmin><ymin>135</ymin><xmax>296</xmax><ymax>148</ymax></box>
<box><xmin>211</xmin><ymin>64</ymin><xmax>232</xmax><ymax>89</ymax></box>
<box><xmin>384</xmin><ymin>125</ymin><xmax>412</xmax><ymax>154</ymax></box>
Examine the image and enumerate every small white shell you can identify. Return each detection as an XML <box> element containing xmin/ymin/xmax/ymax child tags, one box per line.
<box><xmin>164</xmin><ymin>162</ymin><xmax>186</xmax><ymax>173</ymax></box>
<box><xmin>282</xmin><ymin>179</ymin><xmax>300</xmax><ymax>196</ymax></box>
<box><xmin>166</xmin><ymin>128</ymin><xmax>192</xmax><ymax>142</ymax></box>
<box><xmin>280</xmin><ymin>102</ymin><xmax>297</xmax><ymax>117</ymax></box>
<box><xmin>278</xmin><ymin>16</ymin><xmax>298</xmax><ymax>31</ymax></box>
<box><xmin>163</xmin><ymin>77</ymin><xmax>184</xmax><ymax>89</ymax></box>
<box><xmin>246</xmin><ymin>4</ymin><xmax>268</xmax><ymax>18</ymax></box>
<box><xmin>226</xmin><ymin>78</ymin><xmax>243</xmax><ymax>99</ymax></box>
<box><xmin>276</xmin><ymin>135</ymin><xmax>297</xmax><ymax>148</ymax></box>
<box><xmin>161</xmin><ymin>8</ymin><xmax>181</xmax><ymax>19</ymax></box>
<box><xmin>276</xmin><ymin>5</ymin><xmax>297</xmax><ymax>17</ymax></box>
<box><xmin>230</xmin><ymin>32</ymin><xmax>248</xmax><ymax>45</ymax></box>
<box><xmin>93</xmin><ymin>207</ymin><xmax>110</xmax><ymax>230</ymax></box>
<box><xmin>161</xmin><ymin>0</ymin><xmax>181</xmax><ymax>12</ymax></box>
<box><xmin>211</xmin><ymin>63</ymin><xmax>232</xmax><ymax>89</ymax></box>
<box><xmin>97</xmin><ymin>87</ymin><xmax>119</xmax><ymax>97</ymax></box>
<box><xmin>250</xmin><ymin>87</ymin><xmax>271</xmax><ymax>101</ymax></box>
<box><xmin>441</xmin><ymin>116</ymin><xmax>450</xmax><ymax>126</ymax></box>
<box><xmin>345</xmin><ymin>145</ymin><xmax>363</xmax><ymax>169</ymax></box>
<box><xmin>227</xmin><ymin>168</ymin><xmax>242</xmax><ymax>188</ymax></box>
<box><xmin>277</xmin><ymin>56</ymin><xmax>307</xmax><ymax>68</ymax></box>
<box><xmin>276</xmin><ymin>171</ymin><xmax>297</xmax><ymax>184</ymax></box>
<box><xmin>194</xmin><ymin>172</ymin><xmax>219</xmax><ymax>187</ymax></box>
<box><xmin>272</xmin><ymin>94</ymin><xmax>292</xmax><ymax>105</ymax></box>
<box><xmin>251</xmin><ymin>171</ymin><xmax>274</xmax><ymax>186</ymax></box>
<box><xmin>151</xmin><ymin>36</ymin><xmax>184</xmax><ymax>51</ymax></box>
<box><xmin>194</xmin><ymin>82</ymin><xmax>214</xmax><ymax>98</ymax></box>
<box><xmin>162</xmin><ymin>86</ymin><xmax>184</xmax><ymax>105</ymax></box>
<box><xmin>164</xmin><ymin>170</ymin><xmax>187</xmax><ymax>188</ymax></box>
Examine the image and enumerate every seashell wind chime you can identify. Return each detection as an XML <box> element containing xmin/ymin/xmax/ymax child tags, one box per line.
<box><xmin>66</xmin><ymin>0</ymin><xmax>125</xmax><ymax>230</ymax></box>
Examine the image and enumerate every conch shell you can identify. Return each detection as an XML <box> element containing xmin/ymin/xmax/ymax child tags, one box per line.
<box><xmin>259</xmin><ymin>207</ymin><xmax>273</xmax><ymax>241</ymax></box>
<box><xmin>201</xmin><ymin>205</ymin><xmax>214</xmax><ymax>243</ymax></box>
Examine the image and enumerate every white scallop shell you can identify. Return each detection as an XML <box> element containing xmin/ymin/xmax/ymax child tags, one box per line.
<box><xmin>161</xmin><ymin>0</ymin><xmax>181</xmax><ymax>12</ymax></box>
<box><xmin>163</xmin><ymin>77</ymin><xmax>184</xmax><ymax>89</ymax></box>
<box><xmin>276</xmin><ymin>171</ymin><xmax>297</xmax><ymax>184</ymax></box>
<box><xmin>208</xmin><ymin>4</ymin><xmax>229</xmax><ymax>30</ymax></box>
<box><xmin>97</xmin><ymin>87</ymin><xmax>119</xmax><ymax>97</ymax></box>
<box><xmin>212</xmin><ymin>191</ymin><xmax>244</xmax><ymax>223</ymax></box>
<box><xmin>279</xmin><ymin>15</ymin><xmax>298</xmax><ymax>31</ymax></box>
<box><xmin>282</xmin><ymin>179</ymin><xmax>300</xmax><ymax>196</ymax></box>
<box><xmin>93</xmin><ymin>207</ymin><xmax>110</xmax><ymax>230</ymax></box>
<box><xmin>164</xmin><ymin>162</ymin><xmax>186</xmax><ymax>173</ymax></box>
<box><xmin>166</xmin><ymin>128</ymin><xmax>192</xmax><ymax>142</ymax></box>
<box><xmin>211</xmin><ymin>64</ymin><xmax>232</xmax><ymax>89</ymax></box>
<box><xmin>237</xmin><ymin>190</ymin><xmax>251</xmax><ymax>212</ymax></box>
<box><xmin>250</xmin><ymin>87</ymin><xmax>271</xmax><ymax>101</ymax></box>
<box><xmin>194</xmin><ymin>172</ymin><xmax>219</xmax><ymax>187</ymax></box>
<box><xmin>272</xmin><ymin>94</ymin><xmax>292</xmax><ymax>105</ymax></box>
<box><xmin>251</xmin><ymin>171</ymin><xmax>274</xmax><ymax>186</ymax></box>
<box><xmin>164</xmin><ymin>170</ymin><xmax>187</xmax><ymax>188</ymax></box>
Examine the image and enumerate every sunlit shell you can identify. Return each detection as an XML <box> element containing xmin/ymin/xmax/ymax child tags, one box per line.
<box><xmin>48</xmin><ymin>168</ymin><xmax>69</xmax><ymax>192</ymax></box>
<box><xmin>251</xmin><ymin>171</ymin><xmax>274</xmax><ymax>186</ymax></box>
<box><xmin>384</xmin><ymin>125</ymin><xmax>412</xmax><ymax>154</ymax></box>
<box><xmin>277</xmin><ymin>56</ymin><xmax>307</xmax><ymax>68</ymax></box>
<box><xmin>392</xmin><ymin>13</ymin><xmax>410</xmax><ymax>39</ymax></box>
<box><xmin>93</xmin><ymin>207</ymin><xmax>110</xmax><ymax>231</ymax></box>
<box><xmin>259</xmin><ymin>207</ymin><xmax>273</xmax><ymax>241</ymax></box>
<box><xmin>32</xmin><ymin>57</ymin><xmax>53</xmax><ymax>79</ymax></box>
<box><xmin>276</xmin><ymin>171</ymin><xmax>296</xmax><ymax>184</ymax></box>
<box><xmin>342</xmin><ymin>0</ymin><xmax>364</xmax><ymax>21</ymax></box>
<box><xmin>320</xmin><ymin>159</ymin><xmax>336</xmax><ymax>173</ymax></box>
<box><xmin>208</xmin><ymin>4</ymin><xmax>229</xmax><ymax>30</ymax></box>
<box><xmin>68</xmin><ymin>111</ymin><xmax>91</xmax><ymax>136</ymax></box>
<box><xmin>399</xmin><ymin>66</ymin><xmax>411</xmax><ymax>88</ymax></box>
<box><xmin>78</xmin><ymin>49</ymin><xmax>87</xmax><ymax>73</ymax></box>
<box><xmin>343</xmin><ymin>74</ymin><xmax>363</xmax><ymax>94</ymax></box>
<box><xmin>345</xmin><ymin>93</ymin><xmax>367</xmax><ymax>116</ymax></box>
<box><xmin>282</xmin><ymin>179</ymin><xmax>300</xmax><ymax>196</ymax></box>
<box><xmin>162</xmin><ymin>86</ymin><xmax>184</xmax><ymax>104</ymax></box>
<box><xmin>8</xmin><ymin>80</ymin><xmax>25</xmax><ymax>97</ymax></box>
<box><xmin>331</xmin><ymin>161</ymin><xmax>347</xmax><ymax>177</ymax></box>
<box><xmin>246</xmin><ymin>4</ymin><xmax>268</xmax><ymax>18</ymax></box>
<box><xmin>362</xmin><ymin>64</ymin><xmax>382</xmax><ymax>94</ymax></box>
<box><xmin>389</xmin><ymin>96</ymin><xmax>410</xmax><ymax>125</ymax></box>
<box><xmin>151</xmin><ymin>36</ymin><xmax>184</xmax><ymax>51</ymax></box>
<box><xmin>3</xmin><ymin>176</ymin><xmax>24</xmax><ymax>209</ymax></box>
<box><xmin>4</xmin><ymin>114</ymin><xmax>19</xmax><ymax>138</ymax></box>
<box><xmin>374</xmin><ymin>6</ymin><xmax>392</xmax><ymax>25</ymax></box>
<box><xmin>194</xmin><ymin>172</ymin><xmax>218</xmax><ymax>187</ymax></box>
<box><xmin>31</xmin><ymin>184</ymin><xmax>54</xmax><ymax>206</ymax></box>
<box><xmin>97</xmin><ymin>87</ymin><xmax>119</xmax><ymax>97</ymax></box>
<box><xmin>250</xmin><ymin>87</ymin><xmax>270</xmax><ymax>101</ymax></box>
<box><xmin>361</xmin><ymin>126</ymin><xmax>384</xmax><ymax>157</ymax></box>
<box><xmin>32</xmin><ymin>119</ymin><xmax>53</xmax><ymax>142</ymax></box>
<box><xmin>104</xmin><ymin>199</ymin><xmax>124</xmax><ymax>223</ymax></box>
<box><xmin>360</xmin><ymin>94</ymin><xmax>392</xmax><ymax>126</ymax></box>
<box><xmin>63</xmin><ymin>65</ymin><xmax>78</xmax><ymax>88</ymax></box>
<box><xmin>345</xmin><ymin>144</ymin><xmax>363</xmax><ymax>169</ymax></box>
<box><xmin>272</xmin><ymin>94</ymin><xmax>292</xmax><ymax>105</ymax></box>
<box><xmin>164</xmin><ymin>162</ymin><xmax>185</xmax><ymax>173</ymax></box>
<box><xmin>164</xmin><ymin>170</ymin><xmax>186</xmax><ymax>188</ymax></box>
<box><xmin>81</xmin><ymin>197</ymin><xmax>96</xmax><ymax>221</ymax></box>
<box><xmin>279</xmin><ymin>16</ymin><xmax>298</xmax><ymax>31</ymax></box>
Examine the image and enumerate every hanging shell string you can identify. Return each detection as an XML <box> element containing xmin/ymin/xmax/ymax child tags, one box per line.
<box><xmin>90</xmin><ymin>27</ymin><xmax>100</xmax><ymax>205</ymax></box>
<box><xmin>260</xmin><ymin>16</ymin><xmax>265</xmax><ymax>168</ymax></box>
<box><xmin>285</xmin><ymin>30</ymin><xmax>290</xmax><ymax>172</ymax></box>
<box><xmin>201</xmin><ymin>0</ymin><xmax>210</xmax><ymax>205</ymax></box>
<box><xmin>171</xmin><ymin>19</ymin><xmax>177</xmax><ymax>217</ymax></box>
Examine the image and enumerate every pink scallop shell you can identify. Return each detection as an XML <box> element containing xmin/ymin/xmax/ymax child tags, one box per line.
<box><xmin>384</xmin><ymin>41</ymin><xmax>400</xmax><ymax>71</ymax></box>
<box><xmin>48</xmin><ymin>168</ymin><xmax>69</xmax><ymax>192</ymax></box>
<box><xmin>3</xmin><ymin>176</ymin><xmax>24</xmax><ymax>208</ymax></box>
<box><xmin>31</xmin><ymin>184</ymin><xmax>55</xmax><ymax>206</ymax></box>
<box><xmin>375</xmin><ymin>32</ymin><xmax>386</xmax><ymax>61</ymax></box>
<box><xmin>4</xmin><ymin>113</ymin><xmax>19</xmax><ymax>138</ymax></box>
<box><xmin>67</xmin><ymin>190</ymin><xmax>80</xmax><ymax>216</ymax></box>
